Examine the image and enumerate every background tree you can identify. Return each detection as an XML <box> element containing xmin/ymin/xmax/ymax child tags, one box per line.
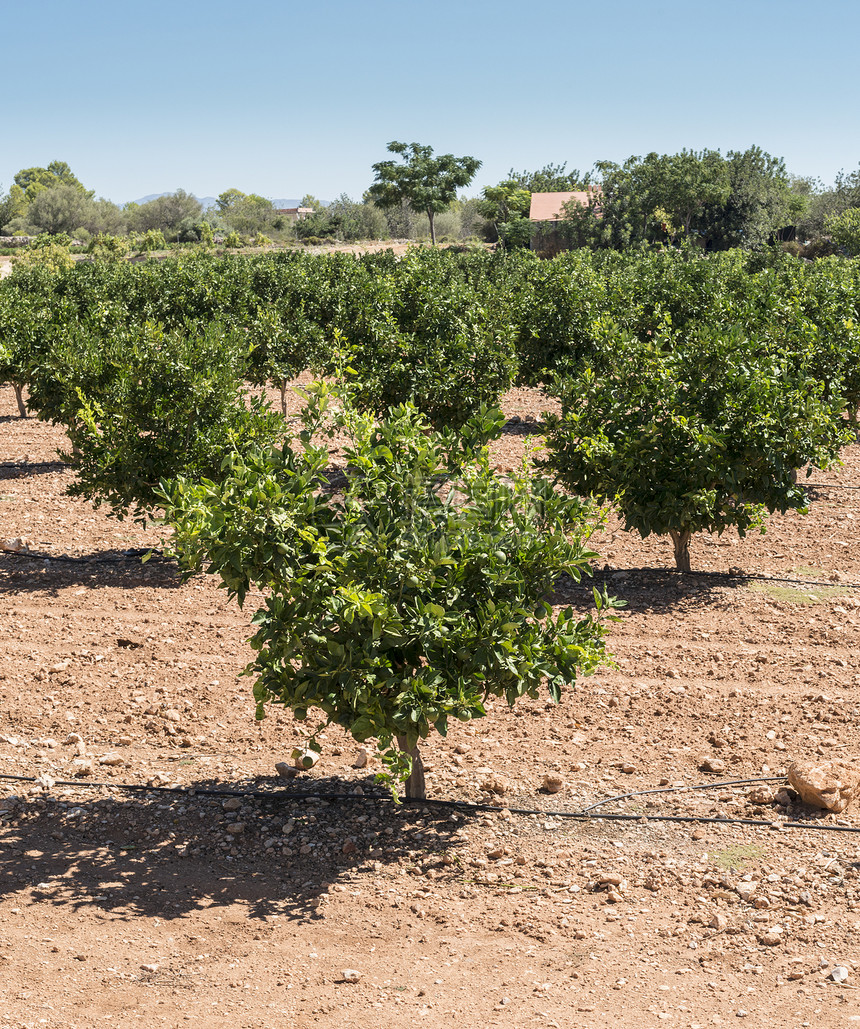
<box><xmin>826</xmin><ymin>207</ymin><xmax>860</xmax><ymax>256</ymax></box>
<box><xmin>477</xmin><ymin>181</ymin><xmax>532</xmax><ymax>247</ymax></box>
<box><xmin>562</xmin><ymin>148</ymin><xmax>797</xmax><ymax>251</ymax></box>
<box><xmin>216</xmin><ymin>189</ymin><xmax>277</xmax><ymax>235</ymax></box>
<box><xmin>368</xmin><ymin>141</ymin><xmax>481</xmax><ymax>245</ymax></box>
<box><xmin>14</xmin><ymin>161</ymin><xmax>90</xmax><ymax>200</ymax></box>
<box><xmin>128</xmin><ymin>190</ymin><xmax>203</xmax><ymax>236</ymax></box>
<box><xmin>507</xmin><ymin>162</ymin><xmax>592</xmax><ymax>193</ymax></box>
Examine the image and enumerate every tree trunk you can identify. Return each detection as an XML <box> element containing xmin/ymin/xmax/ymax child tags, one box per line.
<box><xmin>13</xmin><ymin>383</ymin><xmax>27</xmax><ymax>418</ymax></box>
<box><xmin>280</xmin><ymin>381</ymin><xmax>287</xmax><ymax>417</ymax></box>
<box><xmin>397</xmin><ymin>735</ymin><xmax>426</xmax><ymax>800</ymax></box>
<box><xmin>428</xmin><ymin>209</ymin><xmax>436</xmax><ymax>246</ymax></box>
<box><xmin>670</xmin><ymin>529</ymin><xmax>692</xmax><ymax>573</ymax></box>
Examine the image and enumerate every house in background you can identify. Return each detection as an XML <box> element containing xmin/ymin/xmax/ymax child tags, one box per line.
<box><xmin>276</xmin><ymin>206</ymin><xmax>315</xmax><ymax>222</ymax></box>
<box><xmin>528</xmin><ymin>189</ymin><xmax>600</xmax><ymax>254</ymax></box>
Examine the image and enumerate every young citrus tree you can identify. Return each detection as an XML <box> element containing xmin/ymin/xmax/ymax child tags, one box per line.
<box><xmin>162</xmin><ymin>385</ymin><xmax>619</xmax><ymax>798</ymax></box>
<box><xmin>543</xmin><ymin>324</ymin><xmax>852</xmax><ymax>571</ymax></box>
<box><xmin>29</xmin><ymin>317</ymin><xmax>285</xmax><ymax>523</ymax></box>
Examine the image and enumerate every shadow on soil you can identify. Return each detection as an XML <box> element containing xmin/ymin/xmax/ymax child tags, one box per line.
<box><xmin>555</xmin><ymin>567</ymin><xmax>735</xmax><ymax>616</ymax></box>
<box><xmin>0</xmin><ymin>774</ymin><xmax>465</xmax><ymax>924</ymax></box>
<box><xmin>0</xmin><ymin>551</ymin><xmax>183</xmax><ymax>595</ymax></box>
<box><xmin>0</xmin><ymin>460</ymin><xmax>71</xmax><ymax>479</ymax></box>
<box><xmin>501</xmin><ymin>417</ymin><xmax>545</xmax><ymax>437</ymax></box>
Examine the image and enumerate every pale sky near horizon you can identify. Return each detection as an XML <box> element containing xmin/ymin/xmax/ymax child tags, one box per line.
<box><xmin>2</xmin><ymin>0</ymin><xmax>858</xmax><ymax>204</ymax></box>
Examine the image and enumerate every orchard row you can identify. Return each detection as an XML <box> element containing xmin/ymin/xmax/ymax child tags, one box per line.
<box><xmin>2</xmin><ymin>245</ymin><xmax>859</xmax><ymax>570</ymax></box>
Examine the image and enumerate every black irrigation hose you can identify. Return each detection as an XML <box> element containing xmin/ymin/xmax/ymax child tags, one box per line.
<box><xmin>807</xmin><ymin>482</ymin><xmax>860</xmax><ymax>490</ymax></box>
<box><xmin>574</xmin><ymin>568</ymin><xmax>860</xmax><ymax>592</ymax></box>
<box><xmin>2</xmin><ymin>772</ymin><xmax>859</xmax><ymax>834</ymax></box>
<box><xmin>578</xmin><ymin>776</ymin><xmax>788</xmax><ymax>814</ymax></box>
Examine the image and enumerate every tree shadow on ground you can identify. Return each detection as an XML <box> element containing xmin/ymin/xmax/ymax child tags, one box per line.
<box><xmin>0</xmin><ymin>460</ymin><xmax>71</xmax><ymax>479</ymax></box>
<box><xmin>0</xmin><ymin>550</ymin><xmax>183</xmax><ymax>596</ymax></box>
<box><xmin>0</xmin><ymin>773</ymin><xmax>465</xmax><ymax>925</ymax></box>
<box><xmin>553</xmin><ymin>566</ymin><xmax>741</xmax><ymax>616</ymax></box>
<box><xmin>500</xmin><ymin>417</ymin><xmax>545</xmax><ymax>437</ymax></box>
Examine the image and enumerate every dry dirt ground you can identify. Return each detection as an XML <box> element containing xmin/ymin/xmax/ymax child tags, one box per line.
<box><xmin>2</xmin><ymin>379</ymin><xmax>860</xmax><ymax>1029</ymax></box>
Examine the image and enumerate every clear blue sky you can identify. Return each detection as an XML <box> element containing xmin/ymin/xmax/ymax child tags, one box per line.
<box><xmin>3</xmin><ymin>0</ymin><xmax>858</xmax><ymax>204</ymax></box>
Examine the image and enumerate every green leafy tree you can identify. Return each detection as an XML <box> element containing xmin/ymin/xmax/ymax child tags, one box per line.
<box><xmin>506</xmin><ymin>163</ymin><xmax>592</xmax><ymax>193</ymax></box>
<box><xmin>14</xmin><ymin>161</ymin><xmax>90</xmax><ymax>200</ymax></box>
<box><xmin>217</xmin><ymin>189</ymin><xmax>277</xmax><ymax>234</ymax></box>
<box><xmin>562</xmin><ymin>148</ymin><xmax>796</xmax><ymax>251</ymax></box>
<box><xmin>163</xmin><ymin>386</ymin><xmax>618</xmax><ymax>798</ymax></box>
<box><xmin>28</xmin><ymin>318</ymin><xmax>285</xmax><ymax>523</ymax></box>
<box><xmin>477</xmin><ymin>181</ymin><xmax>532</xmax><ymax>247</ymax></box>
<box><xmin>129</xmin><ymin>190</ymin><xmax>203</xmax><ymax>236</ymax></box>
<box><xmin>543</xmin><ymin>324</ymin><xmax>852</xmax><ymax>571</ymax></box>
<box><xmin>826</xmin><ymin>207</ymin><xmax>860</xmax><ymax>256</ymax></box>
<box><xmin>368</xmin><ymin>141</ymin><xmax>481</xmax><ymax>245</ymax></box>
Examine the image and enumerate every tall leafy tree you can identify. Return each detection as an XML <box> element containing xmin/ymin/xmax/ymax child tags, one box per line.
<box><xmin>562</xmin><ymin>148</ymin><xmax>798</xmax><ymax>251</ymax></box>
<box><xmin>368</xmin><ymin>141</ymin><xmax>481</xmax><ymax>245</ymax></box>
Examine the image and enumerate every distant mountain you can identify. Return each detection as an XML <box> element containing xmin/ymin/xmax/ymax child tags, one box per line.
<box><xmin>125</xmin><ymin>193</ymin><xmax>306</xmax><ymax>210</ymax></box>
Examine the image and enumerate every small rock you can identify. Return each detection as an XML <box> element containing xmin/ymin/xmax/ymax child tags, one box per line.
<box><xmin>747</xmin><ymin>786</ymin><xmax>775</xmax><ymax>805</ymax></box>
<box><xmin>223</xmin><ymin>798</ymin><xmax>242</xmax><ymax>811</ymax></box>
<box><xmin>227</xmin><ymin>822</ymin><xmax>245</xmax><ymax>834</ymax></box>
<box><xmin>598</xmin><ymin>873</ymin><xmax>626</xmax><ymax>888</ymax></box>
<box><xmin>709</xmin><ymin>912</ymin><xmax>728</xmax><ymax>931</ymax></box>
<box><xmin>736</xmin><ymin>881</ymin><xmax>758</xmax><ymax>902</ymax></box>
<box><xmin>340</xmin><ymin>969</ymin><xmax>362</xmax><ymax>983</ymax></box>
<box><xmin>351</xmin><ymin>748</ymin><xmax>369</xmax><ymax>769</ymax></box>
<box><xmin>542</xmin><ymin>774</ymin><xmax>564</xmax><ymax>794</ymax></box>
<box><xmin>758</xmin><ymin>927</ymin><xmax>783</xmax><ymax>947</ymax></box>
<box><xmin>98</xmin><ymin>752</ymin><xmax>124</xmax><ymax>767</ymax></box>
<box><xmin>700</xmin><ymin>757</ymin><xmax>726</xmax><ymax>774</ymax></box>
<box><xmin>275</xmin><ymin>761</ymin><xmax>300</xmax><ymax>779</ymax></box>
<box><xmin>788</xmin><ymin>760</ymin><xmax>860</xmax><ymax>813</ymax></box>
<box><xmin>829</xmin><ymin>965</ymin><xmax>850</xmax><ymax>983</ymax></box>
<box><xmin>479</xmin><ymin>776</ymin><xmax>509</xmax><ymax>796</ymax></box>
<box><xmin>163</xmin><ymin>709</ymin><xmax>181</xmax><ymax>722</ymax></box>
<box><xmin>1</xmin><ymin>537</ymin><xmax>29</xmax><ymax>554</ymax></box>
<box><xmin>69</xmin><ymin>758</ymin><xmax>93</xmax><ymax>777</ymax></box>
<box><xmin>141</xmin><ymin>964</ymin><xmax>159</xmax><ymax>973</ymax></box>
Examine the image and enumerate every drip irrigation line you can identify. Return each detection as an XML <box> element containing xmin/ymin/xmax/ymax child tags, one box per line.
<box><xmin>1</xmin><ymin>772</ymin><xmax>858</xmax><ymax>834</ymax></box>
<box><xmin>578</xmin><ymin>776</ymin><xmax>787</xmax><ymax>814</ymax></box>
<box><xmin>575</xmin><ymin>568</ymin><xmax>860</xmax><ymax>592</ymax></box>
<box><xmin>806</xmin><ymin>483</ymin><xmax>860</xmax><ymax>490</ymax></box>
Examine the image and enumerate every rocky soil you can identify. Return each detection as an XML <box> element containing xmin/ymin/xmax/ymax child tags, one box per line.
<box><xmin>2</xmin><ymin>379</ymin><xmax>860</xmax><ymax>1028</ymax></box>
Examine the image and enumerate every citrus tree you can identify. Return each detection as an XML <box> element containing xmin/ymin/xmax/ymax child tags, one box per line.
<box><xmin>29</xmin><ymin>318</ymin><xmax>285</xmax><ymax>523</ymax></box>
<box><xmin>543</xmin><ymin>325</ymin><xmax>852</xmax><ymax>571</ymax></box>
<box><xmin>162</xmin><ymin>385</ymin><xmax>619</xmax><ymax>798</ymax></box>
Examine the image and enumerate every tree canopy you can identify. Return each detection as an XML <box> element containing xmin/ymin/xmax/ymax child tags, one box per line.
<box><xmin>561</xmin><ymin>147</ymin><xmax>800</xmax><ymax>251</ymax></box>
<box><xmin>368</xmin><ymin>141</ymin><xmax>481</xmax><ymax>245</ymax></box>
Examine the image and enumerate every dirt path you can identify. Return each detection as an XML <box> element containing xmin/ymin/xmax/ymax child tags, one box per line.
<box><xmin>1</xmin><ymin>382</ymin><xmax>860</xmax><ymax>1027</ymax></box>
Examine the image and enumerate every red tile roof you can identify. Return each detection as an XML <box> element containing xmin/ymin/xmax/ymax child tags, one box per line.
<box><xmin>528</xmin><ymin>190</ymin><xmax>597</xmax><ymax>222</ymax></box>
